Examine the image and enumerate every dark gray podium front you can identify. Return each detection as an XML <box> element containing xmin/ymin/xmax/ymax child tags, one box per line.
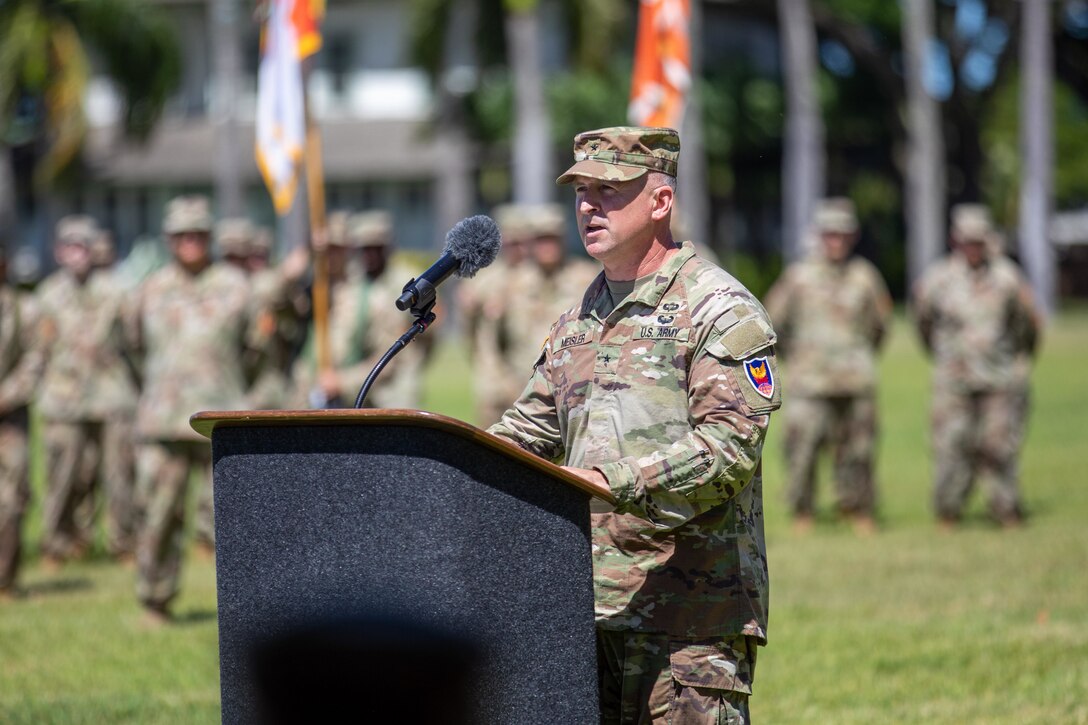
<box><xmin>191</xmin><ymin>410</ymin><xmax>612</xmax><ymax>725</ymax></box>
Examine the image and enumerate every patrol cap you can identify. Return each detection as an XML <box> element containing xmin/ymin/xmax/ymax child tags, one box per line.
<box><xmin>814</xmin><ymin>197</ymin><xmax>858</xmax><ymax>234</ymax></box>
<box><xmin>347</xmin><ymin>210</ymin><xmax>393</xmax><ymax>248</ymax></box>
<box><xmin>251</xmin><ymin>226</ymin><xmax>274</xmax><ymax>256</ymax></box>
<box><xmin>215</xmin><ymin>217</ymin><xmax>255</xmax><ymax>256</ymax></box>
<box><xmin>951</xmin><ymin>203</ymin><xmax>993</xmax><ymax>243</ymax></box>
<box><xmin>557</xmin><ymin>126</ymin><xmax>680</xmax><ymax>185</ymax></box>
<box><xmin>55</xmin><ymin>215</ymin><xmax>99</xmax><ymax>246</ymax></box>
<box><xmin>163</xmin><ymin>195</ymin><xmax>213</xmax><ymax>235</ymax></box>
<box><xmin>326</xmin><ymin>210</ymin><xmax>351</xmax><ymax>247</ymax></box>
<box><xmin>525</xmin><ymin>203</ymin><xmax>566</xmax><ymax>238</ymax></box>
<box><xmin>493</xmin><ymin>204</ymin><xmax>533</xmax><ymax>244</ymax></box>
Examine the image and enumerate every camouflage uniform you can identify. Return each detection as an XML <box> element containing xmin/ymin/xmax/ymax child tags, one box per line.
<box><xmin>126</xmin><ymin>196</ymin><xmax>251</xmax><ymax>613</ymax></box>
<box><xmin>0</xmin><ymin>279</ymin><xmax>45</xmax><ymax>594</ymax></box>
<box><xmin>764</xmin><ymin>200</ymin><xmax>892</xmax><ymax>520</ymax></box>
<box><xmin>490</xmin><ymin>126</ymin><xmax>781</xmax><ymax>725</ymax></box>
<box><xmin>37</xmin><ymin>217</ymin><xmax>140</xmax><ymax>560</ymax></box>
<box><xmin>913</xmin><ymin>206</ymin><xmax>1038</xmax><ymax>524</ymax></box>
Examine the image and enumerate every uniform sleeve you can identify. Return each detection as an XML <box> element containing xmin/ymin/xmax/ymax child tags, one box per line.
<box><xmin>487</xmin><ymin>346</ymin><xmax>564</xmax><ymax>464</ymax></box>
<box><xmin>867</xmin><ymin>265</ymin><xmax>894</xmax><ymax>349</ymax></box>
<box><xmin>593</xmin><ymin>312</ymin><xmax>781</xmax><ymax>529</ymax></box>
<box><xmin>1009</xmin><ymin>274</ymin><xmax>1041</xmax><ymax>357</ymax></box>
<box><xmin>911</xmin><ymin>273</ymin><xmax>937</xmax><ymax>355</ymax></box>
<box><xmin>0</xmin><ymin>295</ymin><xmax>46</xmax><ymax>414</ymax></box>
<box><xmin>762</xmin><ymin>270</ymin><xmax>794</xmax><ymax>354</ymax></box>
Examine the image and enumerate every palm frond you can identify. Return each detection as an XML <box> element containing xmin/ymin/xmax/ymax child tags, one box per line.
<box><xmin>34</xmin><ymin>16</ymin><xmax>89</xmax><ymax>186</ymax></box>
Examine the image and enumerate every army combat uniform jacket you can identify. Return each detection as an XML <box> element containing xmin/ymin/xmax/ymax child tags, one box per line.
<box><xmin>490</xmin><ymin>242</ymin><xmax>781</xmax><ymax>641</ymax></box>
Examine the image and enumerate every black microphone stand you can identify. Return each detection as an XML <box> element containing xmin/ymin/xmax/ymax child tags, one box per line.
<box><xmin>353</xmin><ymin>280</ymin><xmax>437</xmax><ymax>409</ymax></box>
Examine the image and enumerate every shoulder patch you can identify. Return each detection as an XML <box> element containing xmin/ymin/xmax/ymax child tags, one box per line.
<box><xmin>743</xmin><ymin>357</ymin><xmax>775</xmax><ymax>399</ymax></box>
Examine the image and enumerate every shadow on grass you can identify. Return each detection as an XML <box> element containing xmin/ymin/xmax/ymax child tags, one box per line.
<box><xmin>24</xmin><ymin>577</ymin><xmax>94</xmax><ymax>597</ymax></box>
<box><xmin>174</xmin><ymin>609</ymin><xmax>217</xmax><ymax>626</ymax></box>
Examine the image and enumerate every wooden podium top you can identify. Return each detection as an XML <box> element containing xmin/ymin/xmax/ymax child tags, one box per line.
<box><xmin>191</xmin><ymin>408</ymin><xmax>615</xmax><ymax>503</ymax></box>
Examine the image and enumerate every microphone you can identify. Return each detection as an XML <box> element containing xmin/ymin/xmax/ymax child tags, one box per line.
<box><xmin>396</xmin><ymin>215</ymin><xmax>501</xmax><ymax>312</ymax></box>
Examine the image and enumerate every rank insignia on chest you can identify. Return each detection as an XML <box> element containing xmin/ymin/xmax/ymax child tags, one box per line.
<box><xmin>744</xmin><ymin>357</ymin><xmax>775</xmax><ymax>399</ymax></box>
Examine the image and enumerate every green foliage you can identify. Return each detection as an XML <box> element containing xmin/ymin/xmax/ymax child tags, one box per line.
<box><xmin>0</xmin><ymin>0</ymin><xmax>181</xmax><ymax>184</ymax></box>
<box><xmin>547</xmin><ymin>60</ymin><xmax>630</xmax><ymax>148</ymax></box>
<box><xmin>982</xmin><ymin>75</ymin><xmax>1088</xmax><ymax>227</ymax></box>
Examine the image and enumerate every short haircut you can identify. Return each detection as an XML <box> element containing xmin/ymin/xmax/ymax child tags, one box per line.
<box><xmin>647</xmin><ymin>171</ymin><xmax>677</xmax><ymax>194</ymax></box>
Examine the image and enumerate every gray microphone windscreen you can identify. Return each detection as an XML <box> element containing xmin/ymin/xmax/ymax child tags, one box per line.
<box><xmin>443</xmin><ymin>215</ymin><xmax>501</xmax><ymax>279</ymax></box>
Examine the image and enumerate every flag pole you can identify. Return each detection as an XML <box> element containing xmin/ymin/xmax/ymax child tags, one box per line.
<box><xmin>303</xmin><ymin>73</ymin><xmax>331</xmax><ymax>376</ymax></box>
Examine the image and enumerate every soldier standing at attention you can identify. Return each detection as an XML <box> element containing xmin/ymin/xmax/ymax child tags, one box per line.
<box><xmin>764</xmin><ymin>198</ymin><xmax>893</xmax><ymax>534</ymax></box>
<box><xmin>913</xmin><ymin>204</ymin><xmax>1039</xmax><ymax>529</ymax></box>
<box><xmin>350</xmin><ymin>211</ymin><xmax>428</xmax><ymax>408</ymax></box>
<box><xmin>125</xmin><ymin>196</ymin><xmax>251</xmax><ymax>623</ymax></box>
<box><xmin>489</xmin><ymin>127</ymin><xmax>781</xmax><ymax>724</ymax></box>
<box><xmin>0</xmin><ymin>243</ymin><xmax>45</xmax><ymax>599</ymax></box>
<box><xmin>290</xmin><ymin>211</ymin><xmax>369</xmax><ymax>408</ymax></box>
<box><xmin>498</xmin><ymin>204</ymin><xmax>600</xmax><ymax>374</ymax></box>
<box><xmin>459</xmin><ymin>204</ymin><xmax>532</xmax><ymax>425</ymax></box>
<box><xmin>37</xmin><ymin>216</ymin><xmax>140</xmax><ymax>564</ymax></box>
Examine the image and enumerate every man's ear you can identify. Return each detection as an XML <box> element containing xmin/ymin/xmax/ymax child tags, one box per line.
<box><xmin>650</xmin><ymin>184</ymin><xmax>674</xmax><ymax>222</ymax></box>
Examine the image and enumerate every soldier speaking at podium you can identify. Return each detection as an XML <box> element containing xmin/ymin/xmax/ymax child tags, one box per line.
<box><xmin>489</xmin><ymin>127</ymin><xmax>781</xmax><ymax>725</ymax></box>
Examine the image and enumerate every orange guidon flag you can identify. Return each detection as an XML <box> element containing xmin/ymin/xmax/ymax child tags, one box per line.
<box><xmin>628</xmin><ymin>0</ymin><xmax>691</xmax><ymax>129</ymax></box>
<box><xmin>255</xmin><ymin>0</ymin><xmax>324</xmax><ymax>215</ymax></box>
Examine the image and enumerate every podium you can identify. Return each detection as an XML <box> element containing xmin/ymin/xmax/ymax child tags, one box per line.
<box><xmin>191</xmin><ymin>409</ymin><xmax>612</xmax><ymax>725</ymax></box>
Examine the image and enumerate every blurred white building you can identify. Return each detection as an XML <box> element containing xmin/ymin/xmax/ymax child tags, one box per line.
<box><xmin>37</xmin><ymin>0</ymin><xmax>471</xmax><ymax>260</ymax></box>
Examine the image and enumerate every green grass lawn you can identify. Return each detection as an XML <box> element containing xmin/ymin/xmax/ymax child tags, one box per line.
<box><xmin>1</xmin><ymin>311</ymin><xmax>1086</xmax><ymax>723</ymax></box>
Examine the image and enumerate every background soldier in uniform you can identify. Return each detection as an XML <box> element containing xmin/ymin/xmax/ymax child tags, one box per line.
<box><xmin>497</xmin><ymin>203</ymin><xmax>599</xmax><ymax>374</ymax></box>
<box><xmin>350</xmin><ymin>210</ymin><xmax>428</xmax><ymax>408</ymax></box>
<box><xmin>913</xmin><ymin>204</ymin><xmax>1039</xmax><ymax>529</ymax></box>
<box><xmin>37</xmin><ymin>216</ymin><xmax>140</xmax><ymax>564</ymax></box>
<box><xmin>125</xmin><ymin>196</ymin><xmax>252</xmax><ymax>623</ymax></box>
<box><xmin>0</xmin><ymin>244</ymin><xmax>45</xmax><ymax>599</ymax></box>
<box><xmin>764</xmin><ymin>198</ymin><xmax>893</xmax><ymax>534</ymax></box>
<box><xmin>489</xmin><ymin>127</ymin><xmax>780</xmax><ymax>724</ymax></box>
<box><xmin>459</xmin><ymin>204</ymin><xmax>532</xmax><ymax>425</ymax></box>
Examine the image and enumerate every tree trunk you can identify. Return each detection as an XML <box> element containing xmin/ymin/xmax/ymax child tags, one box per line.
<box><xmin>504</xmin><ymin>5</ymin><xmax>552</xmax><ymax>204</ymax></box>
<box><xmin>434</xmin><ymin>0</ymin><xmax>478</xmax><ymax>240</ymax></box>
<box><xmin>1018</xmin><ymin>0</ymin><xmax>1056</xmax><ymax>315</ymax></box>
<box><xmin>0</xmin><ymin>144</ymin><xmax>15</xmax><ymax>239</ymax></box>
<box><xmin>777</xmin><ymin>0</ymin><xmax>825</xmax><ymax>261</ymax></box>
<box><xmin>901</xmin><ymin>0</ymin><xmax>946</xmax><ymax>286</ymax></box>
<box><xmin>209</xmin><ymin>0</ymin><xmax>245</xmax><ymax>217</ymax></box>
<box><xmin>679</xmin><ymin>0</ymin><xmax>711</xmax><ymax>250</ymax></box>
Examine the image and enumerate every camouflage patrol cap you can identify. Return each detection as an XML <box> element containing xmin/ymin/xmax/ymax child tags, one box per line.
<box><xmin>556</xmin><ymin>126</ymin><xmax>680</xmax><ymax>185</ymax></box>
<box><xmin>326</xmin><ymin>210</ymin><xmax>351</xmax><ymax>247</ymax></box>
<box><xmin>55</xmin><ymin>215</ymin><xmax>99</xmax><ymax>246</ymax></box>
<box><xmin>814</xmin><ymin>197</ymin><xmax>858</xmax><ymax>234</ymax></box>
<box><xmin>163</xmin><ymin>195</ymin><xmax>213</xmax><ymax>235</ymax></box>
<box><xmin>251</xmin><ymin>226</ymin><xmax>274</xmax><ymax>256</ymax></box>
<box><xmin>951</xmin><ymin>203</ymin><xmax>993</xmax><ymax>243</ymax></box>
<box><xmin>526</xmin><ymin>203</ymin><xmax>566</xmax><ymax>238</ymax></box>
<box><xmin>347</xmin><ymin>210</ymin><xmax>393</xmax><ymax>248</ymax></box>
<box><xmin>493</xmin><ymin>204</ymin><xmax>533</xmax><ymax>244</ymax></box>
<box><xmin>215</xmin><ymin>217</ymin><xmax>255</xmax><ymax>255</ymax></box>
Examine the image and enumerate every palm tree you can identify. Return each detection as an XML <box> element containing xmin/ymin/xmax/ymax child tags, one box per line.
<box><xmin>777</xmin><ymin>0</ymin><xmax>824</xmax><ymax>262</ymax></box>
<box><xmin>0</xmin><ymin>0</ymin><xmax>180</xmax><ymax>233</ymax></box>
<box><xmin>901</xmin><ymin>0</ymin><xmax>946</xmax><ymax>286</ymax></box>
<box><xmin>1018</xmin><ymin>0</ymin><xmax>1056</xmax><ymax>315</ymax></box>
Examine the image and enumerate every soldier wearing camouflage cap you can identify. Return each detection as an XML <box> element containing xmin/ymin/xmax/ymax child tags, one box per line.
<box><xmin>913</xmin><ymin>203</ymin><xmax>1039</xmax><ymax>529</ymax></box>
<box><xmin>124</xmin><ymin>195</ymin><xmax>254</xmax><ymax>623</ymax></box>
<box><xmin>290</xmin><ymin>210</ymin><xmax>372</xmax><ymax>408</ymax></box>
<box><xmin>488</xmin><ymin>126</ymin><xmax>780</xmax><ymax>724</ymax></box>
<box><xmin>764</xmin><ymin>197</ymin><xmax>893</xmax><ymax>535</ymax></box>
<box><xmin>216</xmin><ymin>217</ymin><xmax>256</xmax><ymax>270</ymax></box>
<box><xmin>36</xmin><ymin>215</ymin><xmax>140</xmax><ymax>564</ymax></box>
<box><xmin>0</xmin><ymin>243</ymin><xmax>46</xmax><ymax>598</ymax></box>
<box><xmin>459</xmin><ymin>203</ymin><xmax>536</xmax><ymax>425</ymax></box>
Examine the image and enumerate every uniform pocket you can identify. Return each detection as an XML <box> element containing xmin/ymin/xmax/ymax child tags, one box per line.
<box><xmin>668</xmin><ymin>642</ymin><xmax>752</xmax><ymax>696</ymax></box>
